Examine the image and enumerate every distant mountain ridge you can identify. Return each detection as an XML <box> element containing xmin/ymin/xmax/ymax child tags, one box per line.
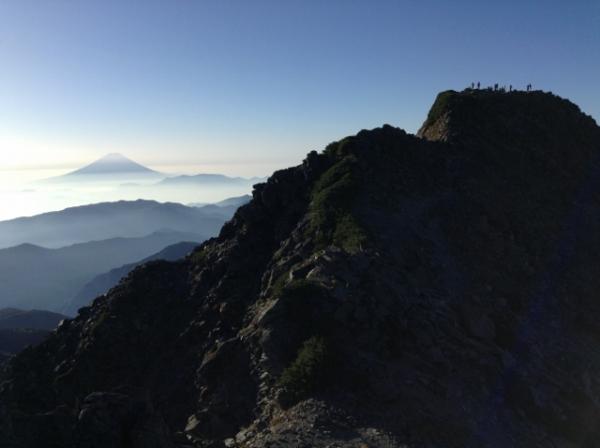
<box><xmin>214</xmin><ymin>194</ymin><xmax>252</xmax><ymax>207</ymax></box>
<box><xmin>159</xmin><ymin>173</ymin><xmax>265</xmax><ymax>186</ymax></box>
<box><xmin>189</xmin><ymin>194</ymin><xmax>251</xmax><ymax>208</ymax></box>
<box><xmin>0</xmin><ymin>308</ymin><xmax>68</xmax><ymax>365</ymax></box>
<box><xmin>0</xmin><ymin>230</ymin><xmax>205</xmax><ymax>311</ymax></box>
<box><xmin>62</xmin><ymin>241</ymin><xmax>199</xmax><ymax>316</ymax></box>
<box><xmin>0</xmin><ymin>308</ymin><xmax>67</xmax><ymax>330</ymax></box>
<box><xmin>0</xmin><ymin>329</ymin><xmax>50</xmax><ymax>365</ymax></box>
<box><xmin>0</xmin><ymin>200</ymin><xmax>227</xmax><ymax>249</ymax></box>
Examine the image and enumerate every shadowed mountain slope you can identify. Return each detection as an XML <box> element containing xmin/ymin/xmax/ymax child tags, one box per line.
<box><xmin>2</xmin><ymin>90</ymin><xmax>600</xmax><ymax>447</ymax></box>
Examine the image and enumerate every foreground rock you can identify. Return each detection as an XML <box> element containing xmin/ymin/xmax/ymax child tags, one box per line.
<box><xmin>2</xmin><ymin>90</ymin><xmax>600</xmax><ymax>447</ymax></box>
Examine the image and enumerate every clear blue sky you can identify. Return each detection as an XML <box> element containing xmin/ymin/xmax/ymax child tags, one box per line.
<box><xmin>0</xmin><ymin>0</ymin><xmax>598</xmax><ymax>175</ymax></box>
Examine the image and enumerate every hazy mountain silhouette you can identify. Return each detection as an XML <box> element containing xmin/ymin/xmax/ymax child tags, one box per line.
<box><xmin>0</xmin><ymin>230</ymin><xmax>205</xmax><ymax>311</ymax></box>
<box><xmin>0</xmin><ymin>308</ymin><xmax>67</xmax><ymax>330</ymax></box>
<box><xmin>214</xmin><ymin>194</ymin><xmax>252</xmax><ymax>207</ymax></box>
<box><xmin>0</xmin><ymin>200</ymin><xmax>229</xmax><ymax>249</ymax></box>
<box><xmin>189</xmin><ymin>194</ymin><xmax>251</xmax><ymax>208</ymax></box>
<box><xmin>64</xmin><ymin>153</ymin><xmax>158</xmax><ymax>176</ymax></box>
<box><xmin>188</xmin><ymin>195</ymin><xmax>252</xmax><ymax>220</ymax></box>
<box><xmin>0</xmin><ymin>329</ymin><xmax>50</xmax><ymax>364</ymax></box>
<box><xmin>158</xmin><ymin>173</ymin><xmax>265</xmax><ymax>187</ymax></box>
<box><xmin>62</xmin><ymin>241</ymin><xmax>199</xmax><ymax>316</ymax></box>
<box><xmin>38</xmin><ymin>153</ymin><xmax>164</xmax><ymax>184</ymax></box>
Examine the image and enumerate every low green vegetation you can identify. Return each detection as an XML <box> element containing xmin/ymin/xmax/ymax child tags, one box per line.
<box><xmin>332</xmin><ymin>213</ymin><xmax>367</xmax><ymax>251</ymax></box>
<box><xmin>190</xmin><ymin>246</ymin><xmax>209</xmax><ymax>265</ymax></box>
<box><xmin>308</xmin><ymin>145</ymin><xmax>368</xmax><ymax>252</ymax></box>
<box><xmin>273</xmin><ymin>280</ymin><xmax>334</xmax><ymax>408</ymax></box>
<box><xmin>278</xmin><ymin>335</ymin><xmax>331</xmax><ymax>407</ymax></box>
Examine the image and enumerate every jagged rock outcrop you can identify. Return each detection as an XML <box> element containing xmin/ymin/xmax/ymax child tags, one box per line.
<box><xmin>2</xmin><ymin>89</ymin><xmax>600</xmax><ymax>447</ymax></box>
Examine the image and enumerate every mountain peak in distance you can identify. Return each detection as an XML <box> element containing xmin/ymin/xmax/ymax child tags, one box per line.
<box><xmin>63</xmin><ymin>153</ymin><xmax>158</xmax><ymax>176</ymax></box>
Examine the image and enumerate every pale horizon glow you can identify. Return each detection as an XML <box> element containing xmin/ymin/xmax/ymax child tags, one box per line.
<box><xmin>0</xmin><ymin>163</ymin><xmax>266</xmax><ymax>221</ymax></box>
<box><xmin>0</xmin><ymin>151</ymin><xmax>283</xmax><ymax>221</ymax></box>
<box><xmin>0</xmin><ymin>159</ymin><xmax>289</xmax><ymax>179</ymax></box>
<box><xmin>0</xmin><ymin>1</ymin><xmax>598</xmax><ymax>220</ymax></box>
<box><xmin>0</xmin><ymin>133</ymin><xmax>302</xmax><ymax>177</ymax></box>
<box><xmin>0</xmin><ymin>1</ymin><xmax>597</xmax><ymax>175</ymax></box>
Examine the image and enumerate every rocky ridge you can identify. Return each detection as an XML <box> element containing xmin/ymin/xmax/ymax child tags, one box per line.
<box><xmin>2</xmin><ymin>89</ymin><xmax>600</xmax><ymax>447</ymax></box>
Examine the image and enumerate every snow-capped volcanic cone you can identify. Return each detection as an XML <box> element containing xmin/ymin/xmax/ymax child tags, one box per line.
<box><xmin>65</xmin><ymin>153</ymin><xmax>158</xmax><ymax>176</ymax></box>
<box><xmin>42</xmin><ymin>153</ymin><xmax>163</xmax><ymax>183</ymax></box>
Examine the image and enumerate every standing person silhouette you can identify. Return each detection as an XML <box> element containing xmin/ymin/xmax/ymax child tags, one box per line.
<box><xmin>477</xmin><ymin>81</ymin><xmax>480</xmax><ymax>89</ymax></box>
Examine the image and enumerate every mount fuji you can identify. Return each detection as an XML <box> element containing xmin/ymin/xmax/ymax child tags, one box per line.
<box><xmin>65</xmin><ymin>153</ymin><xmax>158</xmax><ymax>176</ymax></box>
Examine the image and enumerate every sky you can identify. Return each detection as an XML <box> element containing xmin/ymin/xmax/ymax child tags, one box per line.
<box><xmin>0</xmin><ymin>0</ymin><xmax>598</xmax><ymax>177</ymax></box>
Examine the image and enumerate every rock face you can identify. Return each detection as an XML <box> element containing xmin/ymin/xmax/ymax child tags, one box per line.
<box><xmin>2</xmin><ymin>89</ymin><xmax>600</xmax><ymax>447</ymax></box>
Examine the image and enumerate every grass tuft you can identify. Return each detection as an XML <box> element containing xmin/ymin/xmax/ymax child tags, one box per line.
<box><xmin>278</xmin><ymin>335</ymin><xmax>331</xmax><ymax>407</ymax></box>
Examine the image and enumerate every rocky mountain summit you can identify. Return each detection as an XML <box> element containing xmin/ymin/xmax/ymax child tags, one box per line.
<box><xmin>2</xmin><ymin>89</ymin><xmax>600</xmax><ymax>447</ymax></box>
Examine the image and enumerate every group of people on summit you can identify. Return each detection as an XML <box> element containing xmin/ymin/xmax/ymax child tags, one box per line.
<box><xmin>468</xmin><ymin>82</ymin><xmax>534</xmax><ymax>92</ymax></box>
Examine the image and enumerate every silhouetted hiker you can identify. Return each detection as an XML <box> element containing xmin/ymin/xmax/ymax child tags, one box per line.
<box><xmin>509</xmin><ymin>85</ymin><xmax>513</xmax><ymax>92</ymax></box>
<box><xmin>471</xmin><ymin>82</ymin><xmax>475</xmax><ymax>89</ymax></box>
<box><xmin>494</xmin><ymin>83</ymin><xmax>498</xmax><ymax>91</ymax></box>
<box><xmin>477</xmin><ymin>81</ymin><xmax>480</xmax><ymax>89</ymax></box>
